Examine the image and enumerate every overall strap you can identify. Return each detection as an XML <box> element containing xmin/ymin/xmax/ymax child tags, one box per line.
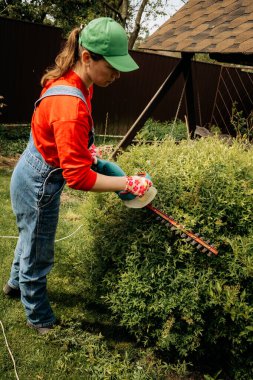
<box><xmin>34</xmin><ymin>84</ymin><xmax>95</xmax><ymax>147</ymax></box>
<box><xmin>34</xmin><ymin>85</ymin><xmax>88</xmax><ymax>109</ymax></box>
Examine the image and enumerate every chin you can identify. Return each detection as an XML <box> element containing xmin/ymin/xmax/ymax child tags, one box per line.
<box><xmin>96</xmin><ymin>82</ymin><xmax>110</xmax><ymax>88</ymax></box>
<box><xmin>95</xmin><ymin>79</ymin><xmax>114</xmax><ymax>87</ymax></box>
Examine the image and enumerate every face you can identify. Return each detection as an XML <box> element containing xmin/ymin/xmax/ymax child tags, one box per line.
<box><xmin>90</xmin><ymin>59</ymin><xmax>121</xmax><ymax>87</ymax></box>
<box><xmin>81</xmin><ymin>51</ymin><xmax>120</xmax><ymax>88</ymax></box>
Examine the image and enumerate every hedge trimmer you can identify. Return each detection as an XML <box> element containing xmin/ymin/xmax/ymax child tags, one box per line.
<box><xmin>145</xmin><ymin>203</ymin><xmax>218</xmax><ymax>256</ymax></box>
<box><xmin>94</xmin><ymin>159</ymin><xmax>218</xmax><ymax>257</ymax></box>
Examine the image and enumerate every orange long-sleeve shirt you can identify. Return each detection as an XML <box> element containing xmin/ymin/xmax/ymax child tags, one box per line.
<box><xmin>31</xmin><ymin>70</ymin><xmax>97</xmax><ymax>191</ymax></box>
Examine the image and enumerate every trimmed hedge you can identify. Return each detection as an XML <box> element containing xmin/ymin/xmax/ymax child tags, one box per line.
<box><xmin>78</xmin><ymin>137</ymin><xmax>253</xmax><ymax>379</ymax></box>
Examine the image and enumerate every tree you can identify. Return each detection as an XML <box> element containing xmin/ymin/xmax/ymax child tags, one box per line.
<box><xmin>0</xmin><ymin>0</ymin><xmax>187</xmax><ymax>48</ymax></box>
<box><xmin>102</xmin><ymin>0</ymin><xmax>180</xmax><ymax>49</ymax></box>
<box><xmin>0</xmin><ymin>0</ymin><xmax>99</xmax><ymax>30</ymax></box>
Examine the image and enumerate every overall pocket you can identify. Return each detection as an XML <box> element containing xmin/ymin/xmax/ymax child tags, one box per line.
<box><xmin>38</xmin><ymin>169</ymin><xmax>65</xmax><ymax>208</ymax></box>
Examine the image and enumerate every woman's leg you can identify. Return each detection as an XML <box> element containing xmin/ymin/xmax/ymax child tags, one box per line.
<box><xmin>18</xmin><ymin>190</ymin><xmax>62</xmax><ymax>327</ymax></box>
<box><xmin>8</xmin><ymin>236</ymin><xmax>23</xmax><ymax>291</ymax></box>
<box><xmin>9</xmin><ymin>142</ymin><xmax>65</xmax><ymax>327</ymax></box>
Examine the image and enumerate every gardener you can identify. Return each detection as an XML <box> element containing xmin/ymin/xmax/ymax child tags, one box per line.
<box><xmin>3</xmin><ymin>17</ymin><xmax>152</xmax><ymax>334</ymax></box>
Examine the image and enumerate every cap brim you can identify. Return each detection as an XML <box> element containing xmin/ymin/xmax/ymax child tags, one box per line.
<box><xmin>104</xmin><ymin>54</ymin><xmax>139</xmax><ymax>72</ymax></box>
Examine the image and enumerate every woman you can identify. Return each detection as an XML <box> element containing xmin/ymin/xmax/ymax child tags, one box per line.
<box><xmin>3</xmin><ymin>17</ymin><xmax>152</xmax><ymax>334</ymax></box>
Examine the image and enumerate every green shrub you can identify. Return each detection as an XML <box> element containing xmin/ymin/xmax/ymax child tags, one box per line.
<box><xmin>0</xmin><ymin>125</ymin><xmax>30</xmax><ymax>156</ymax></box>
<box><xmin>136</xmin><ymin>119</ymin><xmax>188</xmax><ymax>141</ymax></box>
<box><xmin>230</xmin><ymin>102</ymin><xmax>253</xmax><ymax>141</ymax></box>
<box><xmin>73</xmin><ymin>137</ymin><xmax>253</xmax><ymax>379</ymax></box>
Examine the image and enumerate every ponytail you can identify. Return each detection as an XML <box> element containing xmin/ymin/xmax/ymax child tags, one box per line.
<box><xmin>41</xmin><ymin>28</ymin><xmax>82</xmax><ymax>87</ymax></box>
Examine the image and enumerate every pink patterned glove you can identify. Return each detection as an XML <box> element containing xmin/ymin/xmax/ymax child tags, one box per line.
<box><xmin>89</xmin><ymin>144</ymin><xmax>102</xmax><ymax>164</ymax></box>
<box><xmin>125</xmin><ymin>176</ymin><xmax>153</xmax><ymax>197</ymax></box>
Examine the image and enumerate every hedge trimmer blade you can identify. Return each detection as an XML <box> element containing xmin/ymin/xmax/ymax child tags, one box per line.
<box><xmin>146</xmin><ymin>204</ymin><xmax>218</xmax><ymax>256</ymax></box>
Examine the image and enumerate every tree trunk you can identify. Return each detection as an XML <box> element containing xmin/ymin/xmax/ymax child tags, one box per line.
<box><xmin>128</xmin><ymin>0</ymin><xmax>149</xmax><ymax>49</ymax></box>
<box><xmin>120</xmin><ymin>0</ymin><xmax>128</xmax><ymax>27</ymax></box>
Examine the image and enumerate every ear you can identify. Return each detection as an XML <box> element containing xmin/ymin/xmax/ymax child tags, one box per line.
<box><xmin>81</xmin><ymin>50</ymin><xmax>91</xmax><ymax>65</ymax></box>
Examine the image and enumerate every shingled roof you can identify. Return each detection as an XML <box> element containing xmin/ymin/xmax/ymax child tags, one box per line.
<box><xmin>140</xmin><ymin>0</ymin><xmax>253</xmax><ymax>54</ymax></box>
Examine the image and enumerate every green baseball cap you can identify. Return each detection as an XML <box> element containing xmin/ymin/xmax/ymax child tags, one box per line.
<box><xmin>79</xmin><ymin>17</ymin><xmax>139</xmax><ymax>72</ymax></box>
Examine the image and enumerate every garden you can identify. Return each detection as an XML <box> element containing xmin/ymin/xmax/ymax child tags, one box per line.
<box><xmin>0</xmin><ymin>119</ymin><xmax>253</xmax><ymax>380</ymax></box>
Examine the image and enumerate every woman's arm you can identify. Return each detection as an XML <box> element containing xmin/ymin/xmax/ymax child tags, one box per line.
<box><xmin>90</xmin><ymin>173</ymin><xmax>126</xmax><ymax>192</ymax></box>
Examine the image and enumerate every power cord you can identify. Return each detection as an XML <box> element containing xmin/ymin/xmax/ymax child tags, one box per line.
<box><xmin>0</xmin><ymin>320</ymin><xmax>20</xmax><ymax>380</ymax></box>
<box><xmin>0</xmin><ymin>224</ymin><xmax>84</xmax><ymax>243</ymax></box>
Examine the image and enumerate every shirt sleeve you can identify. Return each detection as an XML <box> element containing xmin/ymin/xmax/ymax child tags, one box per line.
<box><xmin>52</xmin><ymin>116</ymin><xmax>97</xmax><ymax>191</ymax></box>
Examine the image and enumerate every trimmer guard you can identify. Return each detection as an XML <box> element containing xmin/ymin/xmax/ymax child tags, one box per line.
<box><xmin>122</xmin><ymin>186</ymin><xmax>157</xmax><ymax>208</ymax></box>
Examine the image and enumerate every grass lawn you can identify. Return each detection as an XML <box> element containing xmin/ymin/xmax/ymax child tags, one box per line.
<box><xmin>0</xmin><ymin>164</ymin><xmax>195</xmax><ymax>380</ymax></box>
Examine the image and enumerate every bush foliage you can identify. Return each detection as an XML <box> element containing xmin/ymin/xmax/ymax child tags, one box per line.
<box><xmin>0</xmin><ymin>125</ymin><xmax>30</xmax><ymax>156</ymax></box>
<box><xmin>78</xmin><ymin>137</ymin><xmax>253</xmax><ymax>379</ymax></box>
<box><xmin>136</xmin><ymin>118</ymin><xmax>188</xmax><ymax>141</ymax></box>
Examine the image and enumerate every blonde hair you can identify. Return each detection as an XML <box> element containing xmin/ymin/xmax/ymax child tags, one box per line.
<box><xmin>41</xmin><ymin>28</ymin><xmax>81</xmax><ymax>87</ymax></box>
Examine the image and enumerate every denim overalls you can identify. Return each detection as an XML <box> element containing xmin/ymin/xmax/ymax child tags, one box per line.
<box><xmin>8</xmin><ymin>86</ymin><xmax>93</xmax><ymax>328</ymax></box>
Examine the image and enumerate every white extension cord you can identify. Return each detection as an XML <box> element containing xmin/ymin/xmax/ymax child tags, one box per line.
<box><xmin>0</xmin><ymin>320</ymin><xmax>20</xmax><ymax>380</ymax></box>
<box><xmin>0</xmin><ymin>224</ymin><xmax>84</xmax><ymax>242</ymax></box>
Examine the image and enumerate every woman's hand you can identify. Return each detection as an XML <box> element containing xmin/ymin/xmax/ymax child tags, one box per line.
<box><xmin>125</xmin><ymin>175</ymin><xmax>153</xmax><ymax>197</ymax></box>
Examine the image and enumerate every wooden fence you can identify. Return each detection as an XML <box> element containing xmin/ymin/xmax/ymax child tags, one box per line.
<box><xmin>1</xmin><ymin>17</ymin><xmax>253</xmax><ymax>137</ymax></box>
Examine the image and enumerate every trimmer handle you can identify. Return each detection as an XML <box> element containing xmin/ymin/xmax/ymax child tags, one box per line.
<box><xmin>94</xmin><ymin>158</ymin><xmax>135</xmax><ymax>201</ymax></box>
<box><xmin>94</xmin><ymin>159</ymin><xmax>156</xmax><ymax>208</ymax></box>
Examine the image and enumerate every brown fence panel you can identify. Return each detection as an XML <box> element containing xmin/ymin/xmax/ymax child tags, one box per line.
<box><xmin>92</xmin><ymin>51</ymin><xmax>253</xmax><ymax>136</ymax></box>
<box><xmin>0</xmin><ymin>17</ymin><xmax>63</xmax><ymax>123</ymax></box>
<box><xmin>210</xmin><ymin>66</ymin><xmax>253</xmax><ymax>134</ymax></box>
<box><xmin>92</xmin><ymin>51</ymin><xmax>181</xmax><ymax>135</ymax></box>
